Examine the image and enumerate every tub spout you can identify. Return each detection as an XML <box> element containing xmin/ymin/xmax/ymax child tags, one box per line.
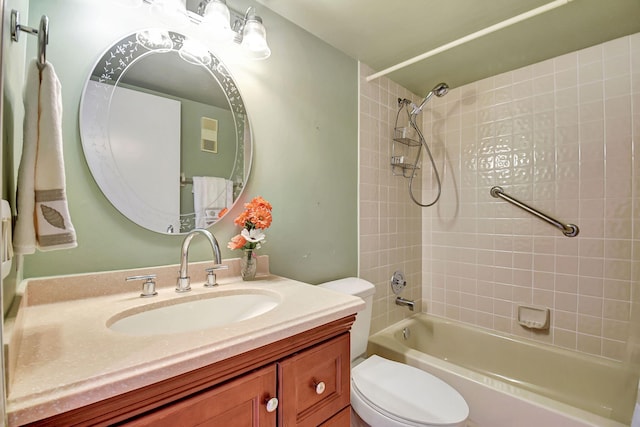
<box><xmin>395</xmin><ymin>296</ymin><xmax>415</xmax><ymax>311</ymax></box>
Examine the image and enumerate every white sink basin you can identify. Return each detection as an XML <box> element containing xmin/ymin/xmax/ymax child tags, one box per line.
<box><xmin>108</xmin><ymin>292</ymin><xmax>280</xmax><ymax>336</ymax></box>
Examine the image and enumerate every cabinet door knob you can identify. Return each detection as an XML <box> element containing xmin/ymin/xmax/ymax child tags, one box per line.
<box><xmin>313</xmin><ymin>381</ymin><xmax>326</xmax><ymax>395</ymax></box>
<box><xmin>265</xmin><ymin>397</ymin><xmax>278</xmax><ymax>413</ymax></box>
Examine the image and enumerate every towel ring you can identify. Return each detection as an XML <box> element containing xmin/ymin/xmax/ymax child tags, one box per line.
<box><xmin>10</xmin><ymin>10</ymin><xmax>49</xmax><ymax>68</ymax></box>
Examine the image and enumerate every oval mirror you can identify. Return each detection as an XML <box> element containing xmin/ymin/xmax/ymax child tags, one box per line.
<box><xmin>79</xmin><ymin>29</ymin><xmax>252</xmax><ymax>234</ymax></box>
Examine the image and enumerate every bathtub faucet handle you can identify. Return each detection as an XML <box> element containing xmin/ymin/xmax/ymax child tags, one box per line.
<box><xmin>395</xmin><ymin>296</ymin><xmax>414</xmax><ymax>311</ymax></box>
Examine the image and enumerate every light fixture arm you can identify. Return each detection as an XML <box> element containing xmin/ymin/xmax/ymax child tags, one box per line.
<box><xmin>230</xmin><ymin>6</ymin><xmax>255</xmax><ymax>43</ymax></box>
<box><xmin>196</xmin><ymin>0</ymin><xmax>208</xmax><ymax>15</ymax></box>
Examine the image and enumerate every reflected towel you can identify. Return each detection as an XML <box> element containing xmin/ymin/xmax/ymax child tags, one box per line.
<box><xmin>14</xmin><ymin>61</ymin><xmax>77</xmax><ymax>254</ymax></box>
<box><xmin>193</xmin><ymin>176</ymin><xmax>232</xmax><ymax>228</ymax></box>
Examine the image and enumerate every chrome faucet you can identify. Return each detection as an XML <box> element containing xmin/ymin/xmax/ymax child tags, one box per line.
<box><xmin>176</xmin><ymin>228</ymin><xmax>222</xmax><ymax>293</ymax></box>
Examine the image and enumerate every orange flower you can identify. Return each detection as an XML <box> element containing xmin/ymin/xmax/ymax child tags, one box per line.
<box><xmin>227</xmin><ymin>234</ymin><xmax>247</xmax><ymax>250</ymax></box>
<box><xmin>218</xmin><ymin>208</ymin><xmax>228</xmax><ymax>218</ymax></box>
<box><xmin>228</xmin><ymin>196</ymin><xmax>273</xmax><ymax>250</ymax></box>
<box><xmin>233</xmin><ymin>196</ymin><xmax>273</xmax><ymax>229</ymax></box>
<box><xmin>250</xmin><ymin>196</ymin><xmax>272</xmax><ymax>211</ymax></box>
<box><xmin>234</xmin><ymin>209</ymin><xmax>250</xmax><ymax>227</ymax></box>
<box><xmin>249</xmin><ymin>205</ymin><xmax>272</xmax><ymax>229</ymax></box>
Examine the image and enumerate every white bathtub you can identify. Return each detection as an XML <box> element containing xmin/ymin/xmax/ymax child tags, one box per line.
<box><xmin>367</xmin><ymin>314</ymin><xmax>637</xmax><ymax>427</ymax></box>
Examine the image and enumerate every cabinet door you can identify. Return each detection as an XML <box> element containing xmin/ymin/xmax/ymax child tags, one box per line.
<box><xmin>319</xmin><ymin>406</ymin><xmax>350</xmax><ymax>426</ymax></box>
<box><xmin>278</xmin><ymin>333</ymin><xmax>350</xmax><ymax>426</ymax></box>
<box><xmin>124</xmin><ymin>365</ymin><xmax>277</xmax><ymax>427</ymax></box>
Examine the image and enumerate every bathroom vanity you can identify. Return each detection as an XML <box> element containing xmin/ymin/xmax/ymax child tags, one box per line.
<box><xmin>120</xmin><ymin>332</ymin><xmax>350</xmax><ymax>426</ymax></box>
<box><xmin>6</xmin><ymin>258</ymin><xmax>363</xmax><ymax>426</ymax></box>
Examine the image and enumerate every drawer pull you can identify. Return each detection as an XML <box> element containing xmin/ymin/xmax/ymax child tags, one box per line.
<box><xmin>313</xmin><ymin>380</ymin><xmax>326</xmax><ymax>395</ymax></box>
<box><xmin>265</xmin><ymin>397</ymin><xmax>279</xmax><ymax>412</ymax></box>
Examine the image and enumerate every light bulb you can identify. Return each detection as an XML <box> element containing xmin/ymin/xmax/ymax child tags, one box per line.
<box><xmin>179</xmin><ymin>38</ymin><xmax>212</xmax><ymax>66</ymax></box>
<box><xmin>136</xmin><ymin>29</ymin><xmax>173</xmax><ymax>51</ymax></box>
<box><xmin>201</xmin><ymin>0</ymin><xmax>234</xmax><ymax>42</ymax></box>
<box><xmin>241</xmin><ymin>16</ymin><xmax>271</xmax><ymax>60</ymax></box>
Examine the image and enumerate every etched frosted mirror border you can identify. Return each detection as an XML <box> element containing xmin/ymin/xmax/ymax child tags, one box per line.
<box><xmin>80</xmin><ymin>30</ymin><xmax>251</xmax><ymax>235</ymax></box>
<box><xmin>91</xmin><ymin>31</ymin><xmax>246</xmax><ymax>115</ymax></box>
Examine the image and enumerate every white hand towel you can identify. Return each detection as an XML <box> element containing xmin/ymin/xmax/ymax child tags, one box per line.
<box><xmin>193</xmin><ymin>176</ymin><xmax>232</xmax><ymax>228</ymax></box>
<box><xmin>35</xmin><ymin>62</ymin><xmax>77</xmax><ymax>250</ymax></box>
<box><xmin>14</xmin><ymin>60</ymin><xmax>77</xmax><ymax>253</ymax></box>
<box><xmin>14</xmin><ymin>61</ymin><xmax>40</xmax><ymax>254</ymax></box>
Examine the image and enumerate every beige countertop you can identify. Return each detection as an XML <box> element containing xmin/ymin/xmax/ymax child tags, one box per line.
<box><xmin>6</xmin><ymin>257</ymin><xmax>364</xmax><ymax>426</ymax></box>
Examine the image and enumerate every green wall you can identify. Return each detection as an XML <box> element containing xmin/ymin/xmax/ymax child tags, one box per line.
<box><xmin>14</xmin><ymin>0</ymin><xmax>358</xmax><ymax>284</ymax></box>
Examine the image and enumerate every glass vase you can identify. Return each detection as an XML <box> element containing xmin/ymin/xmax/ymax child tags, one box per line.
<box><xmin>240</xmin><ymin>249</ymin><xmax>257</xmax><ymax>281</ymax></box>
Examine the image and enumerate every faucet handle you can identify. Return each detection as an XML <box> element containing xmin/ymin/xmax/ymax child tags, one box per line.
<box><xmin>204</xmin><ymin>264</ymin><xmax>229</xmax><ymax>287</ymax></box>
<box><xmin>126</xmin><ymin>274</ymin><xmax>158</xmax><ymax>298</ymax></box>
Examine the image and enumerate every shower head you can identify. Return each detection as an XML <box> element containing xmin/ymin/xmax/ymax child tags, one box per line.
<box><xmin>411</xmin><ymin>82</ymin><xmax>449</xmax><ymax>115</ymax></box>
<box><xmin>432</xmin><ymin>82</ymin><xmax>449</xmax><ymax>97</ymax></box>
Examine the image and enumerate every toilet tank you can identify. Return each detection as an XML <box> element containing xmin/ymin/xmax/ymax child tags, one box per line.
<box><xmin>318</xmin><ymin>277</ymin><xmax>375</xmax><ymax>361</ymax></box>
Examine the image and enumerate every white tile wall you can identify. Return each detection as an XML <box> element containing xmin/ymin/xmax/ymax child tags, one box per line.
<box><xmin>359</xmin><ymin>64</ymin><xmax>423</xmax><ymax>334</ymax></box>
<box><xmin>360</xmin><ymin>33</ymin><xmax>640</xmax><ymax>361</ymax></box>
<box><xmin>419</xmin><ymin>33</ymin><xmax>640</xmax><ymax>361</ymax></box>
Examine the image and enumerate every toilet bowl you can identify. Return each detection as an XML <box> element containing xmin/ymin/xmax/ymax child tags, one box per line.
<box><xmin>352</xmin><ymin>355</ymin><xmax>468</xmax><ymax>427</ymax></box>
<box><xmin>318</xmin><ymin>278</ymin><xmax>468</xmax><ymax>427</ymax></box>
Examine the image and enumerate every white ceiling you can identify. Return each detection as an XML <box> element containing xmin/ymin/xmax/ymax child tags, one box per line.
<box><xmin>253</xmin><ymin>0</ymin><xmax>640</xmax><ymax>96</ymax></box>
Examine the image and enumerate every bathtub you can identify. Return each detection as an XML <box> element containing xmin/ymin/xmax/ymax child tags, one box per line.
<box><xmin>366</xmin><ymin>314</ymin><xmax>638</xmax><ymax>427</ymax></box>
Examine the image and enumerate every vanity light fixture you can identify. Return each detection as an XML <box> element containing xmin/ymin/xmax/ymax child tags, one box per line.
<box><xmin>197</xmin><ymin>1</ymin><xmax>271</xmax><ymax>60</ymax></box>
<box><xmin>139</xmin><ymin>0</ymin><xmax>272</xmax><ymax>60</ymax></box>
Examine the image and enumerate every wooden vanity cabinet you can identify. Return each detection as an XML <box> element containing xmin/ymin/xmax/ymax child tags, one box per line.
<box><xmin>125</xmin><ymin>333</ymin><xmax>350</xmax><ymax>427</ymax></box>
<box><xmin>124</xmin><ymin>365</ymin><xmax>278</xmax><ymax>427</ymax></box>
<box><xmin>23</xmin><ymin>316</ymin><xmax>354</xmax><ymax>427</ymax></box>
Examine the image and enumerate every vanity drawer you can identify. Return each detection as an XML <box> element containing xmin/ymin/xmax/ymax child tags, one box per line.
<box><xmin>278</xmin><ymin>333</ymin><xmax>350</xmax><ymax>426</ymax></box>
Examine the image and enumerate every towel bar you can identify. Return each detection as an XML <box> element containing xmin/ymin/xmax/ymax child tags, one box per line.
<box><xmin>10</xmin><ymin>10</ymin><xmax>49</xmax><ymax>68</ymax></box>
<box><xmin>490</xmin><ymin>186</ymin><xmax>579</xmax><ymax>237</ymax></box>
<box><xmin>180</xmin><ymin>174</ymin><xmax>244</xmax><ymax>192</ymax></box>
<box><xmin>180</xmin><ymin>173</ymin><xmax>194</xmax><ymax>186</ymax></box>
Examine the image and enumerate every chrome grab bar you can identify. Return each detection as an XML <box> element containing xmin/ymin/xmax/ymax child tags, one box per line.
<box><xmin>490</xmin><ymin>186</ymin><xmax>579</xmax><ymax>237</ymax></box>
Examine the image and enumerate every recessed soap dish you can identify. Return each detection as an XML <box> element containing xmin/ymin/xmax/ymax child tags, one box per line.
<box><xmin>517</xmin><ymin>305</ymin><xmax>550</xmax><ymax>330</ymax></box>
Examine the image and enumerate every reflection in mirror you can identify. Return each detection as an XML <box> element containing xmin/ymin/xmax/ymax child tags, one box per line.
<box><xmin>79</xmin><ymin>30</ymin><xmax>252</xmax><ymax>234</ymax></box>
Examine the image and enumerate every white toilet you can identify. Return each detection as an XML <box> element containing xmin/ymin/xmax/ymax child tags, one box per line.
<box><xmin>319</xmin><ymin>278</ymin><xmax>469</xmax><ymax>427</ymax></box>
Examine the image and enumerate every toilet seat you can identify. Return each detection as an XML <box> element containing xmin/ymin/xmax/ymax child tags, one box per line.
<box><xmin>351</xmin><ymin>355</ymin><xmax>469</xmax><ymax>427</ymax></box>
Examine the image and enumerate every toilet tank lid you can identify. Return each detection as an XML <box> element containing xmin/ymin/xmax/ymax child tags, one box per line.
<box><xmin>318</xmin><ymin>277</ymin><xmax>375</xmax><ymax>298</ymax></box>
